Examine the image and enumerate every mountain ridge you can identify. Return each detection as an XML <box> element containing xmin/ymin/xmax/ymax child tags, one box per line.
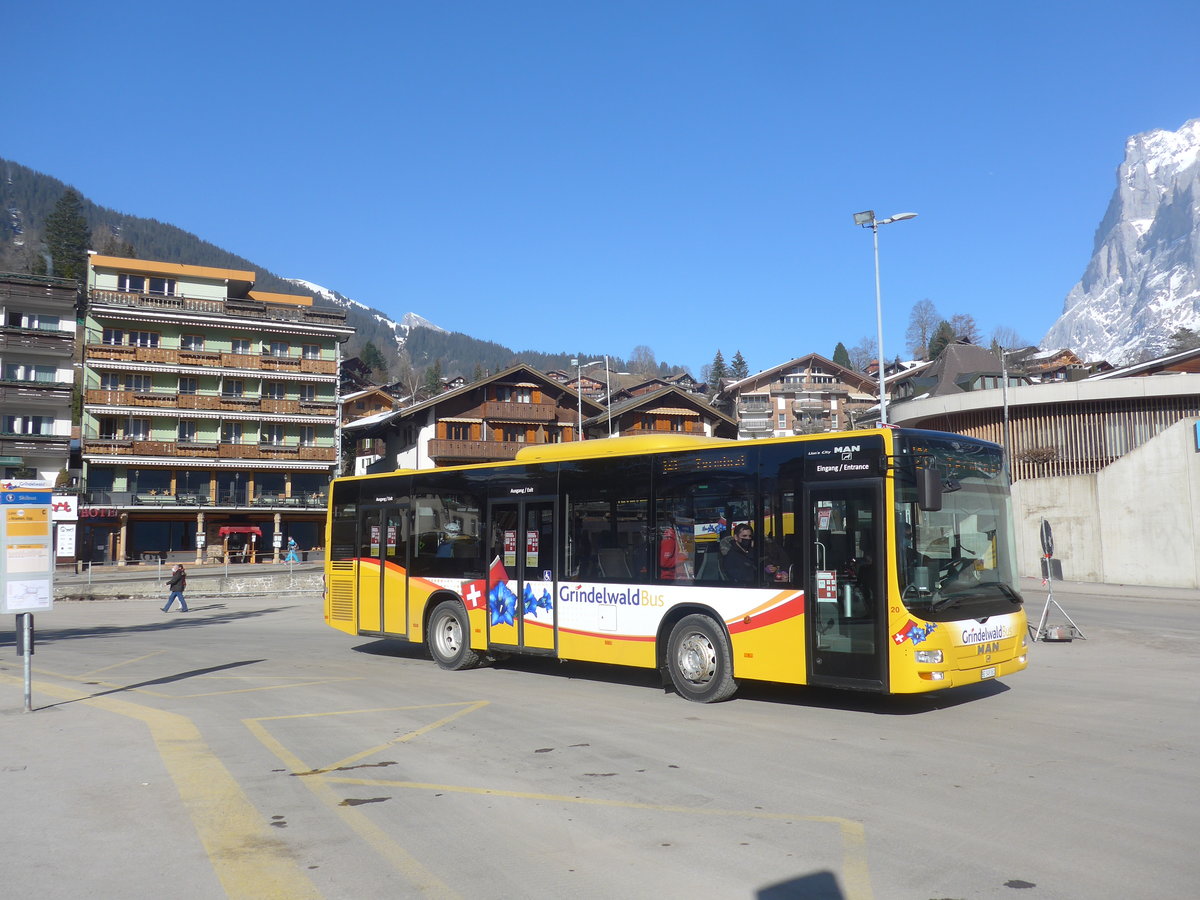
<box><xmin>1042</xmin><ymin>118</ymin><xmax>1200</xmax><ymax>362</ymax></box>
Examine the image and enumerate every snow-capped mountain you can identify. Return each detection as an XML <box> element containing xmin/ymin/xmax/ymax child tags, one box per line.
<box><xmin>1042</xmin><ymin>118</ymin><xmax>1200</xmax><ymax>363</ymax></box>
<box><xmin>288</xmin><ymin>278</ymin><xmax>446</xmax><ymax>352</ymax></box>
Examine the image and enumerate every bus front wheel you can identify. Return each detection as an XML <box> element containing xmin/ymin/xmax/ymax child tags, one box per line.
<box><xmin>428</xmin><ymin>600</ymin><xmax>484</xmax><ymax>671</ymax></box>
<box><xmin>666</xmin><ymin>614</ymin><xmax>737</xmax><ymax>703</ymax></box>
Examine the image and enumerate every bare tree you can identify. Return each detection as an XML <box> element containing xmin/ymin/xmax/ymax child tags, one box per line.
<box><xmin>949</xmin><ymin>313</ymin><xmax>981</xmax><ymax>344</ymax></box>
<box><xmin>989</xmin><ymin>325</ymin><xmax>1027</xmax><ymax>354</ymax></box>
<box><xmin>392</xmin><ymin>347</ymin><xmax>423</xmax><ymax>404</ymax></box>
<box><xmin>848</xmin><ymin>336</ymin><xmax>877</xmax><ymax>373</ymax></box>
<box><xmin>630</xmin><ymin>345</ymin><xmax>658</xmax><ymax>376</ymax></box>
<box><xmin>905</xmin><ymin>299</ymin><xmax>940</xmax><ymax>359</ymax></box>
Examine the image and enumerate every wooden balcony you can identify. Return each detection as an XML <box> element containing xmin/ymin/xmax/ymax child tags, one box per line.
<box><xmin>0</xmin><ymin>329</ymin><xmax>73</xmax><ymax>356</ymax></box>
<box><xmin>83</xmin><ymin>438</ymin><xmax>336</xmax><ymax>461</ymax></box>
<box><xmin>428</xmin><ymin>439</ymin><xmax>527</xmax><ymax>462</ymax></box>
<box><xmin>482</xmin><ymin>400</ymin><xmax>559</xmax><ymax>422</ymax></box>
<box><xmin>262</xmin><ymin>398</ymin><xmax>301</xmax><ymax>414</ymax></box>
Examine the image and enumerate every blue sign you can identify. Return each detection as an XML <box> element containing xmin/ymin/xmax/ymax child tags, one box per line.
<box><xmin>1</xmin><ymin>491</ymin><xmax>52</xmax><ymax>505</ymax></box>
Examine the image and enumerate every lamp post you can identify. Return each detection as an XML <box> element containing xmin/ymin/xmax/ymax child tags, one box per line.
<box><xmin>853</xmin><ymin>210</ymin><xmax>917</xmax><ymax>426</ymax></box>
<box><xmin>572</xmin><ymin>358</ymin><xmax>608</xmax><ymax>440</ymax></box>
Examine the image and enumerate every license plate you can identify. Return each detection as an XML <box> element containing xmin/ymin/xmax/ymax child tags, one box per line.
<box><xmin>981</xmin><ymin>666</ymin><xmax>997</xmax><ymax>679</ymax></box>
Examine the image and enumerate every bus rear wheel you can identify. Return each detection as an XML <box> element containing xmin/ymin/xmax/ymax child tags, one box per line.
<box><xmin>428</xmin><ymin>600</ymin><xmax>484</xmax><ymax>670</ymax></box>
<box><xmin>666</xmin><ymin>614</ymin><xmax>737</xmax><ymax>703</ymax></box>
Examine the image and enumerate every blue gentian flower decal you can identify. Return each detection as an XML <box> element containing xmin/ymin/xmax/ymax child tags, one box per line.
<box><xmin>489</xmin><ymin>581</ymin><xmax>517</xmax><ymax>626</ymax></box>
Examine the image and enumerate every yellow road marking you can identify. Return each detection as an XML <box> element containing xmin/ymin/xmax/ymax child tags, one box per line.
<box><xmin>246</xmin><ymin>700</ymin><xmax>872</xmax><ymax>900</ymax></box>
<box><xmin>81</xmin><ymin>649</ymin><xmax>166</xmax><ymax>677</ymax></box>
<box><xmin>2</xmin><ymin>675</ymin><xmax>319</xmax><ymax>900</ymax></box>
<box><xmin>245</xmin><ymin>713</ymin><xmax>459</xmax><ymax>898</ymax></box>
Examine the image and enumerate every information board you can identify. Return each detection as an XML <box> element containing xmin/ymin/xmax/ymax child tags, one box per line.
<box><xmin>1</xmin><ymin>489</ymin><xmax>55</xmax><ymax>613</ymax></box>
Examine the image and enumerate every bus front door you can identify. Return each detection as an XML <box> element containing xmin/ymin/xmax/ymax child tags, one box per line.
<box><xmin>806</xmin><ymin>486</ymin><xmax>886</xmax><ymax>690</ymax></box>
<box><xmin>488</xmin><ymin>499</ymin><xmax>557</xmax><ymax>653</ymax></box>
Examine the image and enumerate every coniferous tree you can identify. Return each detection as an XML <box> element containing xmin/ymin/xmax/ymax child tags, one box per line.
<box><xmin>833</xmin><ymin>342</ymin><xmax>852</xmax><ymax>369</ymax></box>
<box><xmin>44</xmin><ymin>188</ymin><xmax>90</xmax><ymax>280</ymax></box>
<box><xmin>359</xmin><ymin>341</ymin><xmax>388</xmax><ymax>381</ymax></box>
<box><xmin>927</xmin><ymin>320</ymin><xmax>957</xmax><ymax>359</ymax></box>
<box><xmin>709</xmin><ymin>349</ymin><xmax>728</xmax><ymax>384</ymax></box>
<box><xmin>473</xmin><ymin>363</ymin><xmax>484</xmax><ymax>382</ymax></box>
<box><xmin>423</xmin><ymin>360</ymin><xmax>444</xmax><ymax>397</ymax></box>
<box><xmin>730</xmin><ymin>350</ymin><xmax>749</xmax><ymax>380</ymax></box>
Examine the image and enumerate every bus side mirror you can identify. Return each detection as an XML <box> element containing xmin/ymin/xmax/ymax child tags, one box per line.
<box><xmin>916</xmin><ymin>468</ymin><xmax>943</xmax><ymax>512</ymax></box>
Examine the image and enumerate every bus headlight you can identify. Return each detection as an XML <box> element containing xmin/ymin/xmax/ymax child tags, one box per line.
<box><xmin>915</xmin><ymin>649</ymin><xmax>943</xmax><ymax>664</ymax></box>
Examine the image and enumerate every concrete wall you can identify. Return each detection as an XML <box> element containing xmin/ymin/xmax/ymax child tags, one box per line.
<box><xmin>1013</xmin><ymin>474</ymin><xmax>1103</xmax><ymax>583</ymax></box>
<box><xmin>1013</xmin><ymin>418</ymin><xmax>1200</xmax><ymax>588</ymax></box>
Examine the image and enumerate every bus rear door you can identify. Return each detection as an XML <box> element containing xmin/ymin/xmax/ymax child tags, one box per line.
<box><xmin>488</xmin><ymin>498</ymin><xmax>557</xmax><ymax>653</ymax></box>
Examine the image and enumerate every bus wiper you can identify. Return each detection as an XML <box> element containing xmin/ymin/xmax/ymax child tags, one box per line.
<box><xmin>931</xmin><ymin>582</ymin><xmax>1021</xmax><ymax>612</ymax></box>
<box><xmin>995</xmin><ymin>582</ymin><xmax>1024</xmax><ymax>605</ymax></box>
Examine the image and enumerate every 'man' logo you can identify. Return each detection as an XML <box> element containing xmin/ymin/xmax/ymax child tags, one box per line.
<box><xmin>832</xmin><ymin>445</ymin><xmax>860</xmax><ymax>453</ymax></box>
<box><xmin>977</xmin><ymin>642</ymin><xmax>1001</xmax><ymax>655</ymax></box>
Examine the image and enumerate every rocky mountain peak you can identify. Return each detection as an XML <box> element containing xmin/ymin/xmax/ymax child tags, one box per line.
<box><xmin>1042</xmin><ymin>118</ymin><xmax>1200</xmax><ymax>363</ymax></box>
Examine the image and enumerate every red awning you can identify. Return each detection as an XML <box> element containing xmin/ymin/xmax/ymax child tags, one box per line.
<box><xmin>218</xmin><ymin>526</ymin><xmax>262</xmax><ymax>537</ymax></box>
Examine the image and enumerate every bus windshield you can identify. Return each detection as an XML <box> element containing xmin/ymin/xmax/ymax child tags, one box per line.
<box><xmin>895</xmin><ymin>434</ymin><xmax>1023</xmax><ymax>620</ymax></box>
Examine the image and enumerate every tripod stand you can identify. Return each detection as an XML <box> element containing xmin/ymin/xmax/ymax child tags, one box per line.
<box><xmin>1032</xmin><ymin>555</ymin><xmax>1087</xmax><ymax>641</ymax></box>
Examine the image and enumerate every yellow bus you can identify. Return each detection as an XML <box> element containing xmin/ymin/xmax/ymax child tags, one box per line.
<box><xmin>324</xmin><ymin>428</ymin><xmax>1027</xmax><ymax>702</ymax></box>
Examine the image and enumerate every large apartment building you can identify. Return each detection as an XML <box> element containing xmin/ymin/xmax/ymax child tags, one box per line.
<box><xmin>79</xmin><ymin>255</ymin><xmax>353</xmax><ymax>564</ymax></box>
<box><xmin>722</xmin><ymin>353</ymin><xmax>878</xmax><ymax>438</ymax></box>
<box><xmin>0</xmin><ymin>272</ymin><xmax>77</xmax><ymax>484</ymax></box>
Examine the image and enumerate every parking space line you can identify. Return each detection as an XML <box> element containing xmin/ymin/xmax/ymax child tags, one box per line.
<box><xmin>2</xmin><ymin>675</ymin><xmax>320</xmax><ymax>900</ymax></box>
<box><xmin>245</xmin><ymin>713</ymin><xmax>460</xmax><ymax>898</ymax></box>
<box><xmin>244</xmin><ymin>701</ymin><xmax>872</xmax><ymax>900</ymax></box>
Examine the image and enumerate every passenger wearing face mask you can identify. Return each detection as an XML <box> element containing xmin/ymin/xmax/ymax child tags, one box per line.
<box><xmin>719</xmin><ymin>523</ymin><xmax>757</xmax><ymax>584</ymax></box>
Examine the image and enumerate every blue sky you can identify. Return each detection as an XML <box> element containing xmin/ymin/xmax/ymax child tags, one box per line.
<box><xmin>6</xmin><ymin>1</ymin><xmax>1199</xmax><ymax>376</ymax></box>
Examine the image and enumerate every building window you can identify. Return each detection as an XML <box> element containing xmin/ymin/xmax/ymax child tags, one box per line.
<box><xmin>447</xmin><ymin>422</ymin><xmax>471</xmax><ymax>440</ymax></box>
<box><xmin>502</xmin><ymin>426</ymin><xmax>526</xmax><ymax>443</ymax></box>
<box><xmin>267</xmin><ymin>341</ymin><xmax>289</xmax><ymax>358</ymax></box>
<box><xmin>118</xmin><ymin>274</ymin><xmax>145</xmax><ymax>293</ymax></box>
<box><xmin>178</xmin><ymin>420</ymin><xmax>198</xmax><ymax>442</ymax></box>
<box><xmin>125</xmin><ymin>374</ymin><xmax>153</xmax><ymax>392</ymax></box>
<box><xmin>2</xmin><ymin>415</ymin><xmax>52</xmax><ymax>435</ymax></box>
<box><xmin>298</xmin><ymin>384</ymin><xmax>317</xmax><ymax>402</ymax></box>
<box><xmin>181</xmin><ymin>334</ymin><xmax>204</xmax><ymax>350</ymax></box>
<box><xmin>147</xmin><ymin>277</ymin><xmax>176</xmax><ymax>296</ymax></box>
<box><xmin>778</xmin><ymin>413</ymin><xmax>787</xmax><ymax>430</ymax></box>
<box><xmin>102</xmin><ymin>328</ymin><xmax>124</xmax><ymax>345</ymax></box>
<box><xmin>222</xmin><ymin>422</ymin><xmax>243</xmax><ymax>444</ymax></box>
<box><xmin>299</xmin><ymin>426</ymin><xmax>315</xmax><ymax>447</ymax></box>
<box><xmin>222</xmin><ymin>379</ymin><xmax>244</xmax><ymax>398</ymax></box>
<box><xmin>129</xmin><ymin>418</ymin><xmax>151</xmax><ymax>440</ymax></box>
<box><xmin>97</xmin><ymin>417</ymin><xmax>121</xmax><ymax>440</ymax></box>
<box><xmin>127</xmin><ymin>331</ymin><xmax>160</xmax><ymax>348</ymax></box>
<box><xmin>302</xmin><ymin>344</ymin><xmax>321</xmax><ymax>360</ymax></box>
<box><xmin>231</xmin><ymin>338</ymin><xmax>252</xmax><ymax>354</ymax></box>
<box><xmin>8</xmin><ymin>312</ymin><xmax>60</xmax><ymax>331</ymax></box>
<box><xmin>179</xmin><ymin>377</ymin><xmax>198</xmax><ymax>395</ymax></box>
<box><xmin>261</xmin><ymin>424</ymin><xmax>285</xmax><ymax>445</ymax></box>
<box><xmin>264</xmin><ymin>382</ymin><xmax>286</xmax><ymax>400</ymax></box>
<box><xmin>496</xmin><ymin>385</ymin><xmax>532</xmax><ymax>403</ymax></box>
<box><xmin>3</xmin><ymin>363</ymin><xmax>57</xmax><ymax>383</ymax></box>
<box><xmin>100</xmin><ymin>373</ymin><xmax>121</xmax><ymax>390</ymax></box>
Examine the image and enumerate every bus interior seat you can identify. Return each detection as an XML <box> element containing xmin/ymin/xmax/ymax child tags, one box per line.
<box><xmin>597</xmin><ymin>548</ymin><xmax>632</xmax><ymax>578</ymax></box>
<box><xmin>695</xmin><ymin>549</ymin><xmax>724</xmax><ymax>582</ymax></box>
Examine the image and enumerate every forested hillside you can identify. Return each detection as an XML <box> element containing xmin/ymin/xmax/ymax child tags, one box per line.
<box><xmin>1</xmin><ymin>157</ymin><xmax>688</xmax><ymax>384</ymax></box>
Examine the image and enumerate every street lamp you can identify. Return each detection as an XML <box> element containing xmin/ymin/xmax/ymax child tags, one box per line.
<box><xmin>854</xmin><ymin>210</ymin><xmax>917</xmax><ymax>426</ymax></box>
<box><xmin>571</xmin><ymin>358</ymin><xmax>609</xmax><ymax>440</ymax></box>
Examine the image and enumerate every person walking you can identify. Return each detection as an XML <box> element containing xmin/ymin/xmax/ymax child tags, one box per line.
<box><xmin>162</xmin><ymin>563</ymin><xmax>189</xmax><ymax>612</ymax></box>
<box><xmin>284</xmin><ymin>535</ymin><xmax>300</xmax><ymax>564</ymax></box>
